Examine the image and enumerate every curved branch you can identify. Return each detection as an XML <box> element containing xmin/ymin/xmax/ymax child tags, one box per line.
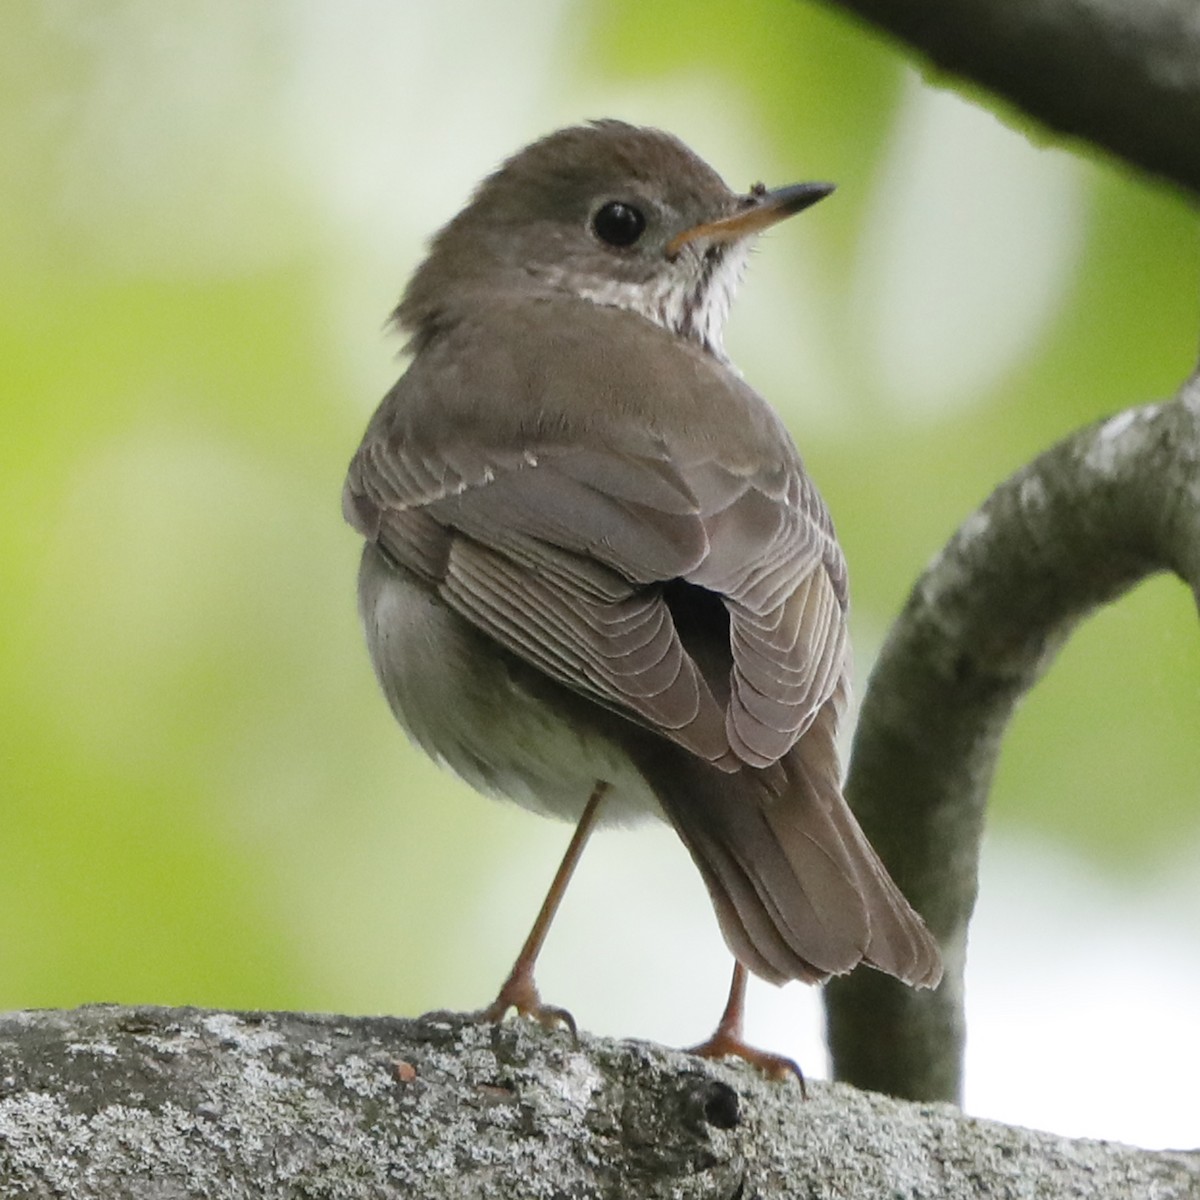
<box><xmin>812</xmin><ymin>0</ymin><xmax>1200</xmax><ymax>199</ymax></box>
<box><xmin>826</xmin><ymin>378</ymin><xmax>1200</xmax><ymax>1102</ymax></box>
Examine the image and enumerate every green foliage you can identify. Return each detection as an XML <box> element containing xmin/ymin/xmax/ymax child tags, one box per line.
<box><xmin>2</xmin><ymin>0</ymin><xmax>1196</xmax><ymax>1019</ymax></box>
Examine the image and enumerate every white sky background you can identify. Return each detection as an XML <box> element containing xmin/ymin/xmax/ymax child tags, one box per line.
<box><xmin>39</xmin><ymin>0</ymin><xmax>1198</xmax><ymax>1152</ymax></box>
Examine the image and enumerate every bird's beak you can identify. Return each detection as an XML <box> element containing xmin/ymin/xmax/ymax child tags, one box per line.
<box><xmin>666</xmin><ymin>181</ymin><xmax>835</xmax><ymax>258</ymax></box>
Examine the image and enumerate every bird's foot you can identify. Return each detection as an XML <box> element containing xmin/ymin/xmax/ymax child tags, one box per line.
<box><xmin>473</xmin><ymin>969</ymin><xmax>577</xmax><ymax>1037</ymax></box>
<box><xmin>687</xmin><ymin>1029</ymin><xmax>806</xmax><ymax>1093</ymax></box>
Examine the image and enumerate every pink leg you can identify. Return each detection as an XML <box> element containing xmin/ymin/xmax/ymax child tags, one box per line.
<box><xmin>475</xmin><ymin>782</ymin><xmax>608</xmax><ymax>1033</ymax></box>
<box><xmin>688</xmin><ymin>961</ymin><xmax>806</xmax><ymax>1092</ymax></box>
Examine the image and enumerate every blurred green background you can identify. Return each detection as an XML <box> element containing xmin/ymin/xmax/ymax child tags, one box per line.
<box><xmin>3</xmin><ymin>0</ymin><xmax>1198</xmax><ymax>1144</ymax></box>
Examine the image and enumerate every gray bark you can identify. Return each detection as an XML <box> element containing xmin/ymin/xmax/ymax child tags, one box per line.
<box><xmin>813</xmin><ymin>0</ymin><xmax>1200</xmax><ymax>199</ymax></box>
<box><xmin>1</xmin><ymin>1005</ymin><xmax>1197</xmax><ymax>1198</ymax></box>
<box><xmin>826</xmin><ymin>377</ymin><xmax>1200</xmax><ymax>1103</ymax></box>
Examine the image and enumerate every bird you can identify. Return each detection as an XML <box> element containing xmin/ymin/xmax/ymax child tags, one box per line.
<box><xmin>343</xmin><ymin>119</ymin><xmax>942</xmax><ymax>1080</ymax></box>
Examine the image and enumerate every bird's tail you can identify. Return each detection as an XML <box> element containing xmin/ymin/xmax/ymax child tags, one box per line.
<box><xmin>628</xmin><ymin>686</ymin><xmax>942</xmax><ymax>989</ymax></box>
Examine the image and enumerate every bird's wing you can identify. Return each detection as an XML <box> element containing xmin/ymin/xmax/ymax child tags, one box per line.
<box><xmin>344</xmin><ymin>296</ymin><xmax>847</xmax><ymax>772</ymax></box>
<box><xmin>345</xmin><ymin>414</ymin><xmax>846</xmax><ymax>772</ymax></box>
<box><xmin>345</xmin><ymin>434</ymin><xmax>727</xmax><ymax>764</ymax></box>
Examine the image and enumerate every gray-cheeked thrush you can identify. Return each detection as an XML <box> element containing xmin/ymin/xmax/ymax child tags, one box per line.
<box><xmin>343</xmin><ymin>120</ymin><xmax>942</xmax><ymax>1080</ymax></box>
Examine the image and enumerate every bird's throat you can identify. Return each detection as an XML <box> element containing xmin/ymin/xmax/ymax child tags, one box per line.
<box><xmin>568</xmin><ymin>242</ymin><xmax>750</xmax><ymax>360</ymax></box>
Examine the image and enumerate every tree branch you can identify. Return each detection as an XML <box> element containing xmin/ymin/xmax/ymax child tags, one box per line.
<box><xmin>826</xmin><ymin>377</ymin><xmax>1200</xmax><ymax>1102</ymax></box>
<box><xmin>810</xmin><ymin>0</ymin><xmax>1200</xmax><ymax>199</ymax></box>
<box><xmin>1</xmin><ymin>1005</ymin><xmax>1197</xmax><ymax>1197</ymax></box>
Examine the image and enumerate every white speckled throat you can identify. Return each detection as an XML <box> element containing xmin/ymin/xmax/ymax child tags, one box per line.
<box><xmin>563</xmin><ymin>240</ymin><xmax>751</xmax><ymax>361</ymax></box>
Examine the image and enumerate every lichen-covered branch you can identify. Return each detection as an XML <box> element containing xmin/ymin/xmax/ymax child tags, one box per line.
<box><xmin>811</xmin><ymin>0</ymin><xmax>1200</xmax><ymax>199</ymax></box>
<box><xmin>1</xmin><ymin>1005</ymin><xmax>1197</xmax><ymax>1198</ymax></box>
<box><xmin>826</xmin><ymin>378</ymin><xmax>1200</xmax><ymax>1103</ymax></box>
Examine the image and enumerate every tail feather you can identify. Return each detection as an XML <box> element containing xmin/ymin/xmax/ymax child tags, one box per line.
<box><xmin>628</xmin><ymin>681</ymin><xmax>942</xmax><ymax>989</ymax></box>
<box><xmin>677</xmin><ymin>816</ymin><xmax>817</xmax><ymax>984</ymax></box>
<box><xmin>822</xmin><ymin>797</ymin><xmax>943</xmax><ymax>987</ymax></box>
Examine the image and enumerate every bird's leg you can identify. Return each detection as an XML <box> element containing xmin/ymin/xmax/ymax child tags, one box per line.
<box><xmin>687</xmin><ymin>961</ymin><xmax>806</xmax><ymax>1091</ymax></box>
<box><xmin>475</xmin><ymin>781</ymin><xmax>608</xmax><ymax>1034</ymax></box>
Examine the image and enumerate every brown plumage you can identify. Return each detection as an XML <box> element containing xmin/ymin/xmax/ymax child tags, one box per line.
<box><xmin>344</xmin><ymin>121</ymin><xmax>941</xmax><ymax>1070</ymax></box>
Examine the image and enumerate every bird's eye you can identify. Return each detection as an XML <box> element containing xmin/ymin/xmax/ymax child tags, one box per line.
<box><xmin>592</xmin><ymin>201</ymin><xmax>646</xmax><ymax>248</ymax></box>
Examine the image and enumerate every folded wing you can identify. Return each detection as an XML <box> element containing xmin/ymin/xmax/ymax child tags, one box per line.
<box><xmin>345</xmin><ymin>417</ymin><xmax>847</xmax><ymax>773</ymax></box>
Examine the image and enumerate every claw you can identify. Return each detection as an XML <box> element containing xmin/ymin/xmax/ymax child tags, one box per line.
<box><xmin>474</xmin><ymin>971</ymin><xmax>577</xmax><ymax>1038</ymax></box>
<box><xmin>688</xmin><ymin>1029</ymin><xmax>806</xmax><ymax>1094</ymax></box>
